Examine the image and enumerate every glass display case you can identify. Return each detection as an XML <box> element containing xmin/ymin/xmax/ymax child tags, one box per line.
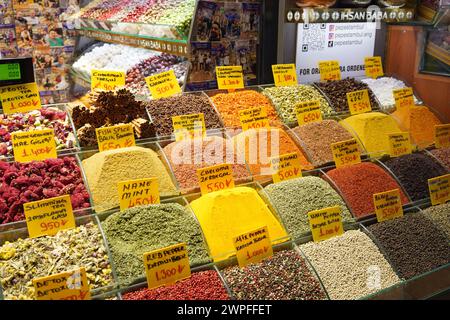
<box><xmin>419</xmin><ymin>22</ymin><xmax>450</xmax><ymax>76</ymax></box>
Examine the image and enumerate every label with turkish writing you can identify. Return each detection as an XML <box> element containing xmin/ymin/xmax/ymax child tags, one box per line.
<box><xmin>435</xmin><ymin>124</ymin><xmax>450</xmax><ymax>149</ymax></box>
<box><xmin>308</xmin><ymin>206</ymin><xmax>343</xmax><ymax>242</ymax></box>
<box><xmin>0</xmin><ymin>82</ymin><xmax>41</xmax><ymax>114</ymax></box>
<box><xmin>428</xmin><ymin>174</ymin><xmax>450</xmax><ymax>206</ymax></box>
<box><xmin>11</xmin><ymin>129</ymin><xmax>57</xmax><ymax>163</ymax></box>
<box><xmin>318</xmin><ymin>60</ymin><xmax>341</xmax><ymax>81</ymax></box>
<box><xmin>96</xmin><ymin>124</ymin><xmax>135</xmax><ymax>152</ymax></box>
<box><xmin>373</xmin><ymin>189</ymin><xmax>404</xmax><ymax>223</ymax></box>
<box><xmin>331</xmin><ymin>139</ymin><xmax>361</xmax><ymax>168</ymax></box>
<box><xmin>270</xmin><ymin>152</ymin><xmax>303</xmax><ymax>183</ymax></box>
<box><xmin>364</xmin><ymin>56</ymin><xmax>384</xmax><ymax>79</ymax></box>
<box><xmin>239</xmin><ymin>106</ymin><xmax>270</xmax><ymax>131</ymax></box>
<box><xmin>91</xmin><ymin>70</ymin><xmax>125</xmax><ymax>91</ymax></box>
<box><xmin>118</xmin><ymin>178</ymin><xmax>160</xmax><ymax>211</ymax></box>
<box><xmin>172</xmin><ymin>113</ymin><xmax>206</xmax><ymax>141</ymax></box>
<box><xmin>216</xmin><ymin>66</ymin><xmax>244</xmax><ymax>90</ymax></box>
<box><xmin>24</xmin><ymin>195</ymin><xmax>75</xmax><ymax>239</ymax></box>
<box><xmin>197</xmin><ymin>164</ymin><xmax>235</xmax><ymax>195</ymax></box>
<box><xmin>272</xmin><ymin>64</ymin><xmax>297</xmax><ymax>86</ymax></box>
<box><xmin>347</xmin><ymin>89</ymin><xmax>372</xmax><ymax>115</ymax></box>
<box><xmin>144</xmin><ymin>243</ymin><xmax>191</xmax><ymax>290</ymax></box>
<box><xmin>295</xmin><ymin>100</ymin><xmax>322</xmax><ymax>126</ymax></box>
<box><xmin>233</xmin><ymin>226</ymin><xmax>273</xmax><ymax>268</ymax></box>
<box><xmin>33</xmin><ymin>268</ymin><xmax>90</xmax><ymax>300</ymax></box>
<box><xmin>393</xmin><ymin>87</ymin><xmax>414</xmax><ymax>110</ymax></box>
<box><xmin>145</xmin><ymin>69</ymin><xmax>182</xmax><ymax>99</ymax></box>
<box><xmin>388</xmin><ymin>132</ymin><xmax>412</xmax><ymax>157</ymax></box>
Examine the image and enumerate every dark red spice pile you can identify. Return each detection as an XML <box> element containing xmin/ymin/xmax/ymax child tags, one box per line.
<box><xmin>0</xmin><ymin>157</ymin><xmax>91</xmax><ymax>224</ymax></box>
<box><xmin>122</xmin><ymin>270</ymin><xmax>230</xmax><ymax>300</ymax></box>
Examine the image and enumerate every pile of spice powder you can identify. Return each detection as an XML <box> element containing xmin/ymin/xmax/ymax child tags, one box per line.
<box><xmin>367</xmin><ymin>213</ymin><xmax>450</xmax><ymax>280</ymax></box>
<box><xmin>264</xmin><ymin>176</ymin><xmax>353</xmax><ymax>239</ymax></box>
<box><xmin>391</xmin><ymin>105</ymin><xmax>442</xmax><ymax>148</ymax></box>
<box><xmin>383</xmin><ymin>153</ymin><xmax>447</xmax><ymax>201</ymax></box>
<box><xmin>189</xmin><ymin>186</ymin><xmax>288</xmax><ymax>261</ymax></box>
<box><xmin>429</xmin><ymin>148</ymin><xmax>450</xmax><ymax>171</ymax></box>
<box><xmin>300</xmin><ymin>230</ymin><xmax>400</xmax><ymax>300</ymax></box>
<box><xmin>291</xmin><ymin>120</ymin><xmax>361</xmax><ymax>166</ymax></box>
<box><xmin>422</xmin><ymin>203</ymin><xmax>450</xmax><ymax>240</ymax></box>
<box><xmin>231</xmin><ymin>127</ymin><xmax>312</xmax><ymax>181</ymax></box>
<box><xmin>0</xmin><ymin>222</ymin><xmax>113</xmax><ymax>300</ymax></box>
<box><xmin>339</xmin><ymin>112</ymin><xmax>402</xmax><ymax>157</ymax></box>
<box><xmin>146</xmin><ymin>94</ymin><xmax>223</xmax><ymax>137</ymax></box>
<box><xmin>82</xmin><ymin>146</ymin><xmax>177</xmax><ymax>212</ymax></box>
<box><xmin>222</xmin><ymin>250</ymin><xmax>327</xmax><ymax>300</ymax></box>
<box><xmin>162</xmin><ymin>135</ymin><xmax>250</xmax><ymax>191</ymax></box>
<box><xmin>210</xmin><ymin>90</ymin><xmax>282</xmax><ymax>128</ymax></box>
<box><xmin>262</xmin><ymin>85</ymin><xmax>333</xmax><ymax>124</ymax></box>
<box><xmin>102</xmin><ymin>203</ymin><xmax>211</xmax><ymax>285</ymax></box>
<box><xmin>325</xmin><ymin>162</ymin><xmax>409</xmax><ymax>218</ymax></box>
<box><xmin>122</xmin><ymin>270</ymin><xmax>230</xmax><ymax>300</ymax></box>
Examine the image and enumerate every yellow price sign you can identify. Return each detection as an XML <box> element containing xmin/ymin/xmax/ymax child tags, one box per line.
<box><xmin>11</xmin><ymin>129</ymin><xmax>57</xmax><ymax>163</ymax></box>
<box><xmin>216</xmin><ymin>66</ymin><xmax>244</xmax><ymax>90</ymax></box>
<box><xmin>308</xmin><ymin>206</ymin><xmax>343</xmax><ymax>242</ymax></box>
<box><xmin>347</xmin><ymin>89</ymin><xmax>372</xmax><ymax>115</ymax></box>
<box><xmin>295</xmin><ymin>100</ymin><xmax>322</xmax><ymax>126</ymax></box>
<box><xmin>239</xmin><ymin>106</ymin><xmax>270</xmax><ymax>131</ymax></box>
<box><xmin>272</xmin><ymin>64</ymin><xmax>297</xmax><ymax>86</ymax></box>
<box><xmin>0</xmin><ymin>82</ymin><xmax>41</xmax><ymax>114</ymax></box>
<box><xmin>33</xmin><ymin>267</ymin><xmax>90</xmax><ymax>300</ymax></box>
<box><xmin>197</xmin><ymin>164</ymin><xmax>235</xmax><ymax>195</ymax></box>
<box><xmin>428</xmin><ymin>174</ymin><xmax>450</xmax><ymax>206</ymax></box>
<box><xmin>118</xmin><ymin>178</ymin><xmax>160</xmax><ymax>211</ymax></box>
<box><xmin>388</xmin><ymin>132</ymin><xmax>412</xmax><ymax>157</ymax></box>
<box><xmin>96</xmin><ymin>124</ymin><xmax>135</xmax><ymax>152</ymax></box>
<box><xmin>233</xmin><ymin>226</ymin><xmax>273</xmax><ymax>268</ymax></box>
<box><xmin>144</xmin><ymin>243</ymin><xmax>191</xmax><ymax>290</ymax></box>
<box><xmin>364</xmin><ymin>56</ymin><xmax>384</xmax><ymax>79</ymax></box>
<box><xmin>318</xmin><ymin>60</ymin><xmax>341</xmax><ymax>81</ymax></box>
<box><xmin>24</xmin><ymin>195</ymin><xmax>75</xmax><ymax>239</ymax></box>
<box><xmin>393</xmin><ymin>87</ymin><xmax>414</xmax><ymax>110</ymax></box>
<box><xmin>145</xmin><ymin>70</ymin><xmax>182</xmax><ymax>99</ymax></box>
<box><xmin>435</xmin><ymin>124</ymin><xmax>450</xmax><ymax>149</ymax></box>
<box><xmin>270</xmin><ymin>152</ymin><xmax>303</xmax><ymax>183</ymax></box>
<box><xmin>91</xmin><ymin>70</ymin><xmax>125</xmax><ymax>91</ymax></box>
<box><xmin>331</xmin><ymin>139</ymin><xmax>361</xmax><ymax>168</ymax></box>
<box><xmin>172</xmin><ymin>113</ymin><xmax>206</xmax><ymax>141</ymax></box>
<box><xmin>373</xmin><ymin>189</ymin><xmax>404</xmax><ymax>223</ymax></box>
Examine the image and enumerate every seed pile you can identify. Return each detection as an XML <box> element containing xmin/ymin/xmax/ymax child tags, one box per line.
<box><xmin>122</xmin><ymin>270</ymin><xmax>230</xmax><ymax>300</ymax></box>
<box><xmin>367</xmin><ymin>213</ymin><xmax>450</xmax><ymax>279</ymax></box>
<box><xmin>264</xmin><ymin>176</ymin><xmax>353</xmax><ymax>239</ymax></box>
<box><xmin>222</xmin><ymin>250</ymin><xmax>327</xmax><ymax>300</ymax></box>
<box><xmin>429</xmin><ymin>148</ymin><xmax>450</xmax><ymax>171</ymax></box>
<box><xmin>300</xmin><ymin>230</ymin><xmax>400</xmax><ymax>300</ymax></box>
<box><xmin>383</xmin><ymin>153</ymin><xmax>447</xmax><ymax>201</ymax></box>
<box><xmin>422</xmin><ymin>203</ymin><xmax>450</xmax><ymax>240</ymax></box>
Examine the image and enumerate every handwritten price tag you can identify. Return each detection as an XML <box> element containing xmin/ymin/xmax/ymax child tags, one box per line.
<box><xmin>295</xmin><ymin>100</ymin><xmax>322</xmax><ymax>126</ymax></box>
<box><xmin>239</xmin><ymin>106</ymin><xmax>270</xmax><ymax>131</ymax></box>
<box><xmin>96</xmin><ymin>124</ymin><xmax>135</xmax><ymax>152</ymax></box>
<box><xmin>0</xmin><ymin>82</ymin><xmax>41</xmax><ymax>114</ymax></box>
<box><xmin>373</xmin><ymin>189</ymin><xmax>404</xmax><ymax>223</ymax></box>
<box><xmin>270</xmin><ymin>152</ymin><xmax>303</xmax><ymax>183</ymax></box>
<box><xmin>11</xmin><ymin>129</ymin><xmax>57</xmax><ymax>163</ymax></box>
<box><xmin>331</xmin><ymin>139</ymin><xmax>361</xmax><ymax>168</ymax></box>
<box><xmin>428</xmin><ymin>174</ymin><xmax>450</xmax><ymax>206</ymax></box>
<box><xmin>172</xmin><ymin>113</ymin><xmax>205</xmax><ymax>141</ymax></box>
<box><xmin>91</xmin><ymin>70</ymin><xmax>125</xmax><ymax>91</ymax></box>
<box><xmin>308</xmin><ymin>206</ymin><xmax>343</xmax><ymax>242</ymax></box>
<box><xmin>393</xmin><ymin>88</ymin><xmax>414</xmax><ymax>110</ymax></box>
<box><xmin>388</xmin><ymin>132</ymin><xmax>412</xmax><ymax>157</ymax></box>
<box><xmin>365</xmin><ymin>56</ymin><xmax>384</xmax><ymax>79</ymax></box>
<box><xmin>197</xmin><ymin>164</ymin><xmax>235</xmax><ymax>195</ymax></box>
<box><xmin>318</xmin><ymin>60</ymin><xmax>341</xmax><ymax>81</ymax></box>
<box><xmin>233</xmin><ymin>226</ymin><xmax>273</xmax><ymax>268</ymax></box>
<box><xmin>347</xmin><ymin>89</ymin><xmax>372</xmax><ymax>115</ymax></box>
<box><xmin>435</xmin><ymin>124</ymin><xmax>450</xmax><ymax>149</ymax></box>
<box><xmin>24</xmin><ymin>195</ymin><xmax>75</xmax><ymax>238</ymax></box>
<box><xmin>33</xmin><ymin>267</ymin><xmax>90</xmax><ymax>300</ymax></box>
<box><xmin>144</xmin><ymin>243</ymin><xmax>191</xmax><ymax>290</ymax></box>
<box><xmin>272</xmin><ymin>64</ymin><xmax>297</xmax><ymax>87</ymax></box>
<box><xmin>118</xmin><ymin>178</ymin><xmax>160</xmax><ymax>211</ymax></box>
<box><xmin>145</xmin><ymin>70</ymin><xmax>182</xmax><ymax>99</ymax></box>
<box><xmin>216</xmin><ymin>66</ymin><xmax>244</xmax><ymax>90</ymax></box>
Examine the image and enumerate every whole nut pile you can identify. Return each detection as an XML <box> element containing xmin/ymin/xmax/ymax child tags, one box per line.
<box><xmin>422</xmin><ymin>203</ymin><xmax>450</xmax><ymax>240</ymax></box>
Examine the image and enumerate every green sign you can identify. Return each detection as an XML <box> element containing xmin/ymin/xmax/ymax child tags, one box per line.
<box><xmin>0</xmin><ymin>63</ymin><xmax>21</xmax><ymax>81</ymax></box>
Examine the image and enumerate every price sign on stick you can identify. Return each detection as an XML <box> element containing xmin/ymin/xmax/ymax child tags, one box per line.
<box><xmin>197</xmin><ymin>164</ymin><xmax>235</xmax><ymax>195</ymax></box>
<box><xmin>393</xmin><ymin>88</ymin><xmax>414</xmax><ymax>110</ymax></box>
<box><xmin>331</xmin><ymin>139</ymin><xmax>361</xmax><ymax>168</ymax></box>
<box><xmin>145</xmin><ymin>70</ymin><xmax>181</xmax><ymax>99</ymax></box>
<box><xmin>0</xmin><ymin>82</ymin><xmax>41</xmax><ymax>114</ymax></box>
<box><xmin>428</xmin><ymin>174</ymin><xmax>450</xmax><ymax>206</ymax></box>
<box><xmin>388</xmin><ymin>132</ymin><xmax>412</xmax><ymax>157</ymax></box>
<box><xmin>118</xmin><ymin>178</ymin><xmax>160</xmax><ymax>211</ymax></box>
<box><xmin>96</xmin><ymin>124</ymin><xmax>135</xmax><ymax>152</ymax></box>
<box><xmin>11</xmin><ymin>129</ymin><xmax>57</xmax><ymax>163</ymax></box>
<box><xmin>233</xmin><ymin>226</ymin><xmax>273</xmax><ymax>268</ymax></box>
<box><xmin>91</xmin><ymin>70</ymin><xmax>125</xmax><ymax>91</ymax></box>
<box><xmin>318</xmin><ymin>60</ymin><xmax>341</xmax><ymax>81</ymax></box>
<box><xmin>216</xmin><ymin>66</ymin><xmax>244</xmax><ymax>90</ymax></box>
<box><xmin>373</xmin><ymin>189</ymin><xmax>404</xmax><ymax>223</ymax></box>
<box><xmin>347</xmin><ymin>89</ymin><xmax>372</xmax><ymax>115</ymax></box>
<box><xmin>239</xmin><ymin>106</ymin><xmax>270</xmax><ymax>131</ymax></box>
<box><xmin>272</xmin><ymin>64</ymin><xmax>297</xmax><ymax>86</ymax></box>
<box><xmin>33</xmin><ymin>268</ymin><xmax>90</xmax><ymax>300</ymax></box>
<box><xmin>435</xmin><ymin>124</ymin><xmax>450</xmax><ymax>149</ymax></box>
<box><xmin>270</xmin><ymin>152</ymin><xmax>303</xmax><ymax>183</ymax></box>
<box><xmin>308</xmin><ymin>206</ymin><xmax>343</xmax><ymax>242</ymax></box>
<box><xmin>172</xmin><ymin>113</ymin><xmax>206</xmax><ymax>141</ymax></box>
<box><xmin>295</xmin><ymin>100</ymin><xmax>322</xmax><ymax>126</ymax></box>
<box><xmin>364</xmin><ymin>56</ymin><xmax>384</xmax><ymax>79</ymax></box>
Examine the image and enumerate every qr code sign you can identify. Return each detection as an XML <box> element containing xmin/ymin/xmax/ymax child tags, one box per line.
<box><xmin>301</xmin><ymin>23</ymin><xmax>326</xmax><ymax>52</ymax></box>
